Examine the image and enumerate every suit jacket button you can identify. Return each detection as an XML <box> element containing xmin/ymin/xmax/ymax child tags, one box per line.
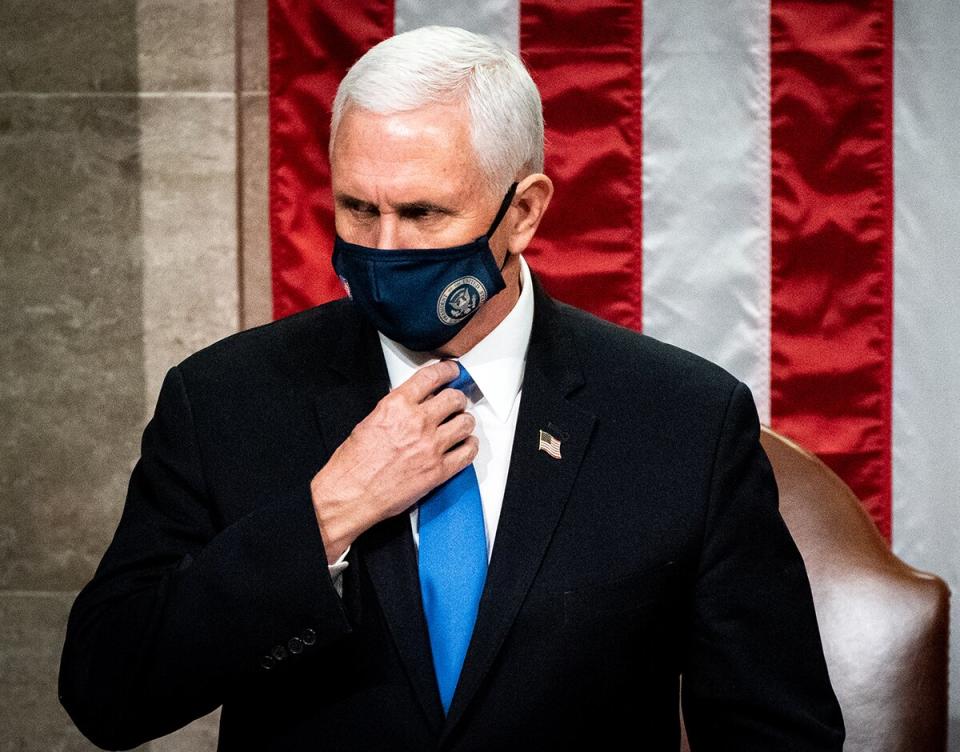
<box><xmin>260</xmin><ymin>655</ymin><xmax>276</xmax><ymax>670</ymax></box>
<box><xmin>288</xmin><ymin>637</ymin><xmax>304</xmax><ymax>655</ymax></box>
<box><xmin>271</xmin><ymin>645</ymin><xmax>288</xmax><ymax>661</ymax></box>
<box><xmin>301</xmin><ymin>628</ymin><xmax>317</xmax><ymax>646</ymax></box>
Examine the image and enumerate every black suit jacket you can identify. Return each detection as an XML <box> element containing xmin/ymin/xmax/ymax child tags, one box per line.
<box><xmin>59</xmin><ymin>279</ymin><xmax>844</xmax><ymax>750</ymax></box>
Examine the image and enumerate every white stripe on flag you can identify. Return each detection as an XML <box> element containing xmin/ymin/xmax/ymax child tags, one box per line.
<box><xmin>641</xmin><ymin>0</ymin><xmax>772</xmax><ymax>422</ymax></box>
<box><xmin>394</xmin><ymin>0</ymin><xmax>520</xmax><ymax>54</ymax></box>
<box><xmin>892</xmin><ymin>0</ymin><xmax>960</xmax><ymax>737</ymax></box>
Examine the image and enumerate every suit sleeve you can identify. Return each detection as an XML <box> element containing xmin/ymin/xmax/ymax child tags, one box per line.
<box><xmin>58</xmin><ymin>366</ymin><xmax>353</xmax><ymax>750</ymax></box>
<box><xmin>681</xmin><ymin>382</ymin><xmax>845</xmax><ymax>751</ymax></box>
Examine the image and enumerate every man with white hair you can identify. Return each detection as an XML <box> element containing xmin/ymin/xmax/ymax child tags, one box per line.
<box><xmin>60</xmin><ymin>26</ymin><xmax>844</xmax><ymax>750</ymax></box>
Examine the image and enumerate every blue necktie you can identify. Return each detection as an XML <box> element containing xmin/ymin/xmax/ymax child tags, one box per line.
<box><xmin>418</xmin><ymin>362</ymin><xmax>488</xmax><ymax>713</ymax></box>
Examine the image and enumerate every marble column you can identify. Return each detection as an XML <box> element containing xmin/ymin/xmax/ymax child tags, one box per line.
<box><xmin>0</xmin><ymin>0</ymin><xmax>270</xmax><ymax>748</ymax></box>
<box><xmin>239</xmin><ymin>0</ymin><xmax>272</xmax><ymax>330</ymax></box>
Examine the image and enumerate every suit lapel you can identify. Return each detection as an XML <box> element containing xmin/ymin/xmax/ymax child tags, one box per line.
<box><xmin>441</xmin><ymin>280</ymin><xmax>597</xmax><ymax>740</ymax></box>
<box><xmin>359</xmin><ymin>513</ymin><xmax>446</xmax><ymax>733</ymax></box>
<box><xmin>312</xmin><ymin>305</ymin><xmax>446</xmax><ymax>734</ymax></box>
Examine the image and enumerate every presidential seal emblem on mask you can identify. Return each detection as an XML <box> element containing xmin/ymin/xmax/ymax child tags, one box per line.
<box><xmin>437</xmin><ymin>276</ymin><xmax>488</xmax><ymax>325</ymax></box>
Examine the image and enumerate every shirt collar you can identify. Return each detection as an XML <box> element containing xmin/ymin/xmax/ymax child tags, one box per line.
<box><xmin>378</xmin><ymin>255</ymin><xmax>534</xmax><ymax>422</ymax></box>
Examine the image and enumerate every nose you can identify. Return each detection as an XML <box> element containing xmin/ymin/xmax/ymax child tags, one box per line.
<box><xmin>375</xmin><ymin>213</ymin><xmax>402</xmax><ymax>250</ymax></box>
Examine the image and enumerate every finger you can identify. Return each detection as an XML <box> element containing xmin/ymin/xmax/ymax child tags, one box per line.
<box><xmin>400</xmin><ymin>361</ymin><xmax>461</xmax><ymax>402</ymax></box>
<box><xmin>435</xmin><ymin>412</ymin><xmax>475</xmax><ymax>451</ymax></box>
<box><xmin>440</xmin><ymin>435</ymin><xmax>480</xmax><ymax>478</ymax></box>
<box><xmin>422</xmin><ymin>387</ymin><xmax>469</xmax><ymax>425</ymax></box>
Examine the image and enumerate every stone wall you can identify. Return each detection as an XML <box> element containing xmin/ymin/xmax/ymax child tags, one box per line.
<box><xmin>0</xmin><ymin>1</ymin><xmax>270</xmax><ymax>748</ymax></box>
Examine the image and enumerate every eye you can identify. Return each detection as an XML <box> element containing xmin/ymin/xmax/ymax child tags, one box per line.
<box><xmin>349</xmin><ymin>203</ymin><xmax>379</xmax><ymax>219</ymax></box>
<box><xmin>399</xmin><ymin>204</ymin><xmax>450</xmax><ymax>222</ymax></box>
<box><xmin>401</xmin><ymin>206</ymin><xmax>434</xmax><ymax>220</ymax></box>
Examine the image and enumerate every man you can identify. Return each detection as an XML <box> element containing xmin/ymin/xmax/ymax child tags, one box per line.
<box><xmin>59</xmin><ymin>26</ymin><xmax>844</xmax><ymax>751</ymax></box>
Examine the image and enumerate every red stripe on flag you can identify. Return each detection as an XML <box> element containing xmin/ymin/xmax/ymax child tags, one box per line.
<box><xmin>520</xmin><ymin>0</ymin><xmax>643</xmax><ymax>330</ymax></box>
<box><xmin>769</xmin><ymin>1</ymin><xmax>894</xmax><ymax>538</ymax></box>
<box><xmin>269</xmin><ymin>0</ymin><xmax>394</xmax><ymax>319</ymax></box>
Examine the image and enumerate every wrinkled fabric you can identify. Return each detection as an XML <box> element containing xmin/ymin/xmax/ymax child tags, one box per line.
<box><xmin>769</xmin><ymin>0</ymin><xmax>893</xmax><ymax>538</ymax></box>
<box><xmin>520</xmin><ymin>0</ymin><xmax>644</xmax><ymax>331</ymax></box>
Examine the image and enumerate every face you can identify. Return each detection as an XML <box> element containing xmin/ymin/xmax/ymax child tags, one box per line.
<box><xmin>329</xmin><ymin>99</ymin><xmax>554</xmax><ymax>356</ymax></box>
<box><xmin>330</xmin><ymin>102</ymin><xmax>507</xmax><ymax>253</ymax></box>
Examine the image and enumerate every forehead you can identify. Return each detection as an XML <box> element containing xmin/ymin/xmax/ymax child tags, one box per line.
<box><xmin>330</xmin><ymin>102</ymin><xmax>487</xmax><ymax>203</ymax></box>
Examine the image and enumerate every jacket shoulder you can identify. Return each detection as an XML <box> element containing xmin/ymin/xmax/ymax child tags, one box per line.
<box><xmin>173</xmin><ymin>299</ymin><xmax>353</xmax><ymax>383</ymax></box>
<box><xmin>554</xmin><ymin>300</ymin><xmax>742</xmax><ymax>401</ymax></box>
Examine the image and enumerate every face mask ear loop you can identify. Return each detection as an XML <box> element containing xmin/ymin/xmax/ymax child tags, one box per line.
<box><xmin>484</xmin><ymin>182</ymin><xmax>519</xmax><ymax>239</ymax></box>
<box><xmin>486</xmin><ymin>182</ymin><xmax>519</xmax><ymax>273</ymax></box>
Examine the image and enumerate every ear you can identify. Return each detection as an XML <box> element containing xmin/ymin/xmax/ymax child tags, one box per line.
<box><xmin>504</xmin><ymin>173</ymin><xmax>554</xmax><ymax>255</ymax></box>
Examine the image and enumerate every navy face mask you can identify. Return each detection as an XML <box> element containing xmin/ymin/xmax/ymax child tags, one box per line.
<box><xmin>332</xmin><ymin>182</ymin><xmax>518</xmax><ymax>352</ymax></box>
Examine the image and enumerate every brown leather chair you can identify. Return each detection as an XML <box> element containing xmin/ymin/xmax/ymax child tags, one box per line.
<box><xmin>681</xmin><ymin>426</ymin><xmax>950</xmax><ymax>751</ymax></box>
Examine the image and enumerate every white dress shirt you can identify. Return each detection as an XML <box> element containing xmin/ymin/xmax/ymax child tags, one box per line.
<box><xmin>328</xmin><ymin>256</ymin><xmax>535</xmax><ymax>594</ymax></box>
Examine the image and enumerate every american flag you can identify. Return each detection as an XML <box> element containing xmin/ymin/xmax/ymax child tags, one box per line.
<box><xmin>537</xmin><ymin>429</ymin><xmax>562</xmax><ymax>460</ymax></box>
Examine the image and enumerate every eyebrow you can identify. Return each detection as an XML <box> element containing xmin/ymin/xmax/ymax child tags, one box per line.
<box><xmin>335</xmin><ymin>192</ymin><xmax>456</xmax><ymax>217</ymax></box>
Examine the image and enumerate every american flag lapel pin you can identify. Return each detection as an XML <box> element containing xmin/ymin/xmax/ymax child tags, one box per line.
<box><xmin>538</xmin><ymin>429</ymin><xmax>563</xmax><ymax>460</ymax></box>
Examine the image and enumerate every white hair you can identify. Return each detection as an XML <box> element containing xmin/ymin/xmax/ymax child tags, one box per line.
<box><xmin>330</xmin><ymin>25</ymin><xmax>545</xmax><ymax>192</ymax></box>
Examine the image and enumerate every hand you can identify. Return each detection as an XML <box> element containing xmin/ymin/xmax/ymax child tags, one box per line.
<box><xmin>310</xmin><ymin>360</ymin><xmax>479</xmax><ymax>563</ymax></box>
